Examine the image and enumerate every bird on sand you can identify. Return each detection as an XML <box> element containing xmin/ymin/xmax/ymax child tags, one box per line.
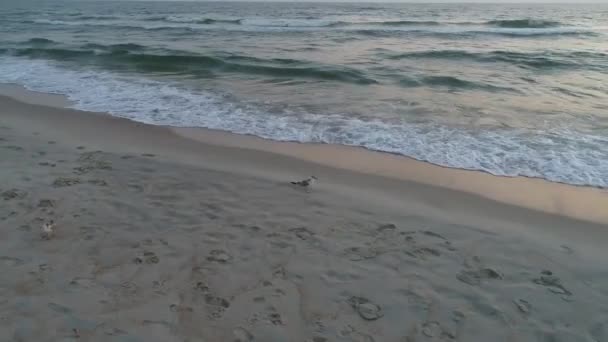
<box><xmin>41</xmin><ymin>220</ymin><xmax>55</xmax><ymax>240</ymax></box>
<box><xmin>290</xmin><ymin>176</ymin><xmax>317</xmax><ymax>192</ymax></box>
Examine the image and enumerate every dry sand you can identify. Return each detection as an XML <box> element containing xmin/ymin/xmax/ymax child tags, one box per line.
<box><xmin>1</xmin><ymin>92</ymin><xmax>608</xmax><ymax>341</ymax></box>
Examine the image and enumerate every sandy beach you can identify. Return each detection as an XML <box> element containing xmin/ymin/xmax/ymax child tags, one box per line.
<box><xmin>1</xmin><ymin>90</ymin><xmax>608</xmax><ymax>341</ymax></box>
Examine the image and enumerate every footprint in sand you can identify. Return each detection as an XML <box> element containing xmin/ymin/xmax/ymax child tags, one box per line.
<box><xmin>348</xmin><ymin>296</ymin><xmax>383</xmax><ymax>321</ymax></box>
<box><xmin>422</xmin><ymin>321</ymin><xmax>441</xmax><ymax>338</ymax></box>
<box><xmin>195</xmin><ymin>281</ymin><xmax>210</xmax><ymax>293</ymax></box>
<box><xmin>405</xmin><ymin>247</ymin><xmax>441</xmax><ymax>259</ymax></box>
<box><xmin>48</xmin><ymin>302</ymin><xmax>71</xmax><ymax>314</ymax></box>
<box><xmin>456</xmin><ymin>267</ymin><xmax>502</xmax><ymax>286</ymax></box>
<box><xmin>4</xmin><ymin>145</ymin><xmax>24</xmax><ymax>151</ymax></box>
<box><xmin>37</xmin><ymin>199</ymin><xmax>55</xmax><ymax>208</ymax></box>
<box><xmin>343</xmin><ymin>246</ymin><xmax>380</xmax><ymax>261</ymax></box>
<box><xmin>377</xmin><ymin>223</ymin><xmax>397</xmax><ymax>232</ymax></box>
<box><xmin>420</xmin><ymin>230</ymin><xmax>446</xmax><ymax>240</ymax></box>
<box><xmin>264</xmin><ymin>306</ymin><xmax>284</xmax><ymax>325</ymax></box>
<box><xmin>169</xmin><ymin>304</ymin><xmax>193</xmax><ymax>313</ymax></box>
<box><xmin>204</xmin><ymin>294</ymin><xmax>231</xmax><ymax>309</ymax></box>
<box><xmin>2</xmin><ymin>189</ymin><xmax>27</xmax><ymax>200</ymax></box>
<box><xmin>340</xmin><ymin>325</ymin><xmax>375</xmax><ymax>342</ymax></box>
<box><xmin>560</xmin><ymin>245</ymin><xmax>574</xmax><ymax>254</ymax></box>
<box><xmin>513</xmin><ymin>299</ymin><xmax>531</xmax><ymax>314</ymax></box>
<box><xmin>134</xmin><ymin>251</ymin><xmax>159</xmax><ymax>264</ymax></box>
<box><xmin>87</xmin><ymin>179</ymin><xmax>108</xmax><ymax>187</ymax></box>
<box><xmin>532</xmin><ymin>270</ymin><xmax>572</xmax><ymax>296</ymax></box>
<box><xmin>0</xmin><ymin>256</ymin><xmax>24</xmax><ymax>267</ymax></box>
<box><xmin>53</xmin><ymin>177</ymin><xmax>81</xmax><ymax>187</ymax></box>
<box><xmin>310</xmin><ymin>337</ymin><xmax>328</xmax><ymax>342</ymax></box>
<box><xmin>207</xmin><ymin>250</ymin><xmax>232</xmax><ymax>263</ymax></box>
<box><xmin>233</xmin><ymin>327</ymin><xmax>254</xmax><ymax>342</ymax></box>
<box><xmin>289</xmin><ymin>227</ymin><xmax>316</xmax><ymax>241</ymax></box>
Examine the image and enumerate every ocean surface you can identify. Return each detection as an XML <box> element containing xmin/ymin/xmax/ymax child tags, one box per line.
<box><xmin>1</xmin><ymin>1</ymin><xmax>607</xmax><ymax>187</ymax></box>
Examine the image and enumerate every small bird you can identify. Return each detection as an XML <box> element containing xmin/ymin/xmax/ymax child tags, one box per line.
<box><xmin>290</xmin><ymin>176</ymin><xmax>317</xmax><ymax>192</ymax></box>
<box><xmin>41</xmin><ymin>220</ymin><xmax>55</xmax><ymax>240</ymax></box>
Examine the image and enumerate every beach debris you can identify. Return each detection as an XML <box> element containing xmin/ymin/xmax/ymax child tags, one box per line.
<box><xmin>41</xmin><ymin>220</ymin><xmax>55</xmax><ymax>240</ymax></box>
<box><xmin>348</xmin><ymin>296</ymin><xmax>383</xmax><ymax>321</ymax></box>
<box><xmin>290</xmin><ymin>176</ymin><xmax>317</xmax><ymax>192</ymax></box>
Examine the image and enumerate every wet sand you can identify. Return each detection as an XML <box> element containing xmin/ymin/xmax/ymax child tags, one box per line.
<box><xmin>1</xmin><ymin>91</ymin><xmax>608</xmax><ymax>341</ymax></box>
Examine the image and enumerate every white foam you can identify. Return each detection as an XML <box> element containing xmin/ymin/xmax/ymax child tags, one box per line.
<box><xmin>1</xmin><ymin>56</ymin><xmax>607</xmax><ymax>188</ymax></box>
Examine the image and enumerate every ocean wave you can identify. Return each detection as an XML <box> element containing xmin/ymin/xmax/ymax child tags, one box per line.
<box><xmin>329</xmin><ymin>20</ymin><xmax>442</xmax><ymax>27</ymax></box>
<box><xmin>23</xmin><ymin>38</ymin><xmax>56</xmax><ymax>45</ymax></box>
<box><xmin>386</xmin><ymin>50</ymin><xmax>607</xmax><ymax>70</ymax></box>
<box><xmin>485</xmin><ymin>19</ymin><xmax>563</xmax><ymax>28</ymax></box>
<box><xmin>74</xmin><ymin>15</ymin><xmax>121</xmax><ymax>21</ymax></box>
<box><xmin>399</xmin><ymin>76</ymin><xmax>518</xmax><ymax>93</ymax></box>
<box><xmin>146</xmin><ymin>16</ymin><xmax>243</xmax><ymax>25</ymax></box>
<box><xmin>354</xmin><ymin>28</ymin><xmax>598</xmax><ymax>39</ymax></box>
<box><xmin>81</xmin><ymin>43</ymin><xmax>147</xmax><ymax>52</ymax></box>
<box><xmin>1</xmin><ymin>46</ymin><xmax>377</xmax><ymax>85</ymax></box>
<box><xmin>1</xmin><ymin>56</ymin><xmax>606</xmax><ymax>188</ymax></box>
<box><xmin>20</xmin><ymin>16</ymin><xmax>600</xmax><ymax>40</ymax></box>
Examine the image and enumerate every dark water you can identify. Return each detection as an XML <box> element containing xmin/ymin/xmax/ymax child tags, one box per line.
<box><xmin>1</xmin><ymin>1</ymin><xmax>607</xmax><ymax>186</ymax></box>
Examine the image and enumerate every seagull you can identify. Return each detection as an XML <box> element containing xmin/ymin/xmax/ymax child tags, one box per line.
<box><xmin>290</xmin><ymin>176</ymin><xmax>317</xmax><ymax>192</ymax></box>
<box><xmin>41</xmin><ymin>220</ymin><xmax>55</xmax><ymax>240</ymax></box>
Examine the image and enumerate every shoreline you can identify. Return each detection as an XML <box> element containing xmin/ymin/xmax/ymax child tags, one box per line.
<box><xmin>1</xmin><ymin>83</ymin><xmax>607</xmax><ymax>225</ymax></box>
